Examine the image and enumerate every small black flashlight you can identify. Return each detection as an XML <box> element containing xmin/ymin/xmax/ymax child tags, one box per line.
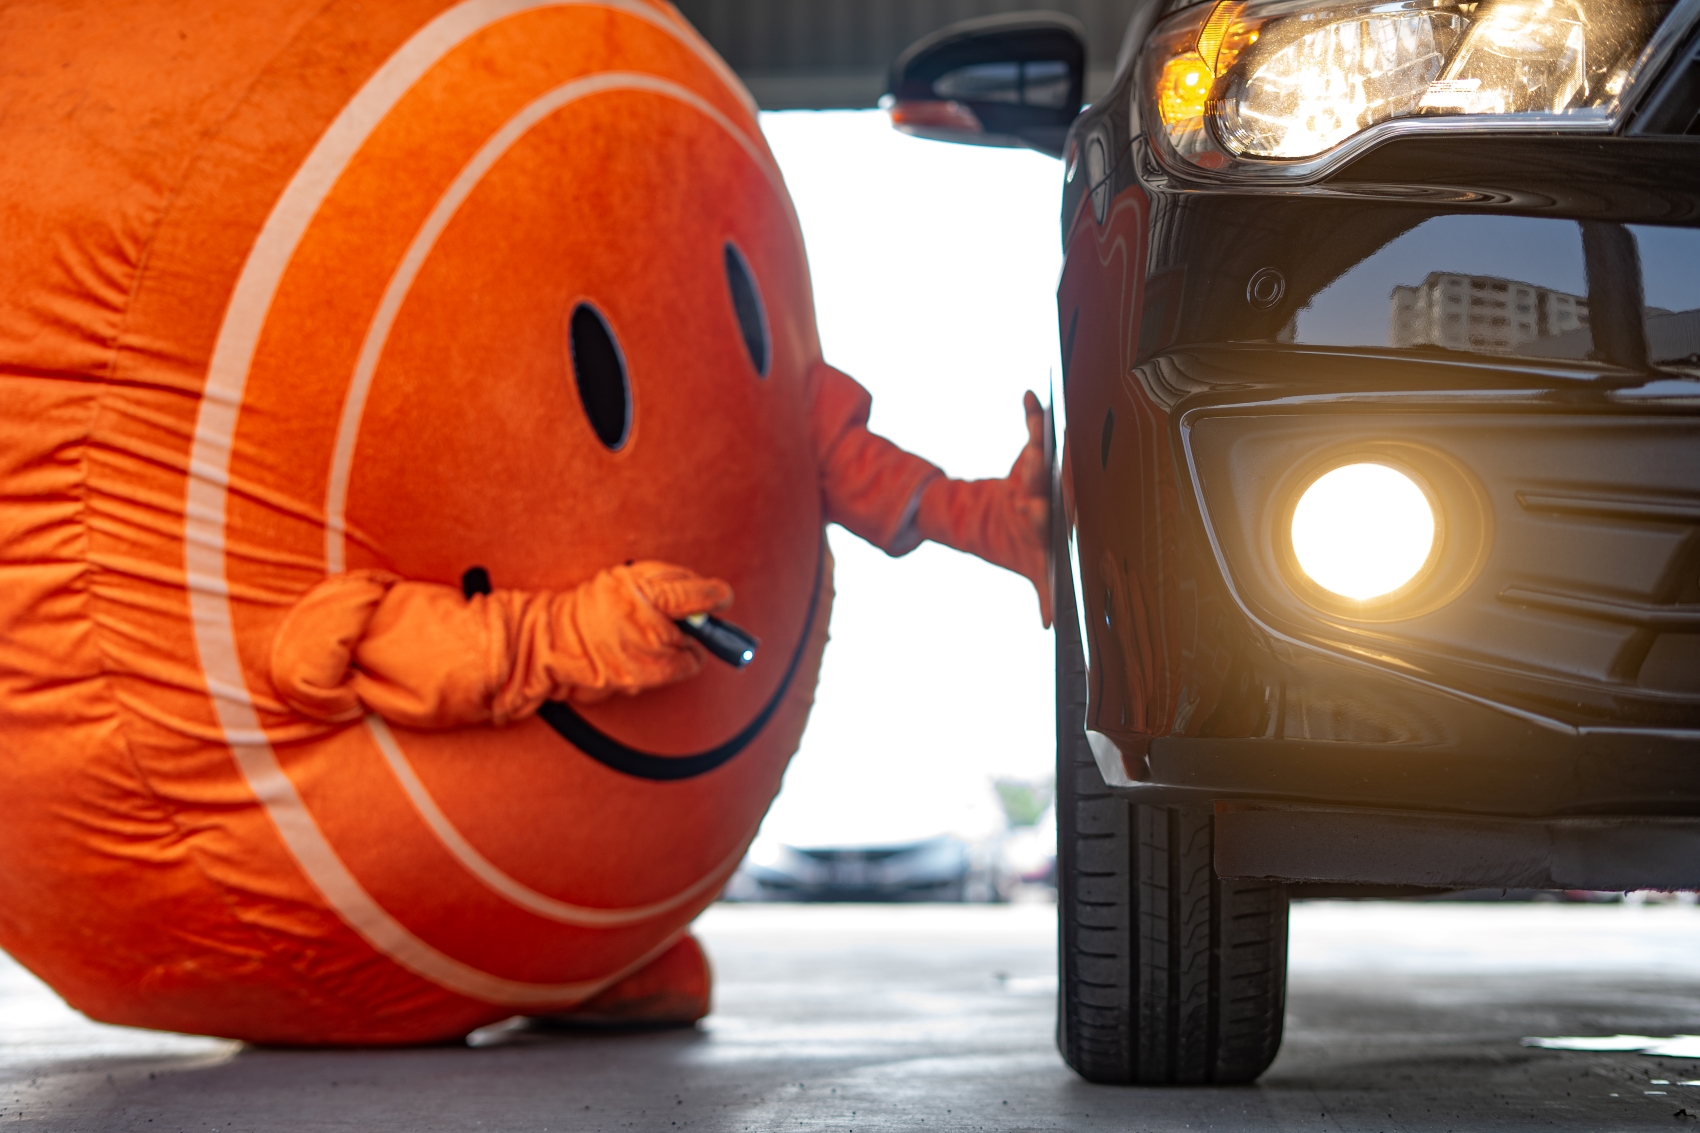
<box><xmin>677</xmin><ymin>613</ymin><xmax>759</xmax><ymax>668</ymax></box>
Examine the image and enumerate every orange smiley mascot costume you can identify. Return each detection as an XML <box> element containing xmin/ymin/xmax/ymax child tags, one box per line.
<box><xmin>0</xmin><ymin>0</ymin><xmax>1049</xmax><ymax>1044</ymax></box>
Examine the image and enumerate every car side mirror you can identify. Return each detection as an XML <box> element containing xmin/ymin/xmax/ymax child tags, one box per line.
<box><xmin>883</xmin><ymin>12</ymin><xmax>1086</xmax><ymax>159</ymax></box>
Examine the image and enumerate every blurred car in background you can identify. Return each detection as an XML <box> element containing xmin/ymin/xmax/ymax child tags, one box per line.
<box><xmin>725</xmin><ymin>834</ymin><xmax>996</xmax><ymax>902</ymax></box>
<box><xmin>723</xmin><ymin>776</ymin><xmax>1058</xmax><ymax>903</ymax></box>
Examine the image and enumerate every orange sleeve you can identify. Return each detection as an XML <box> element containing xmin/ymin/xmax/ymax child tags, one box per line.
<box><xmin>268</xmin><ymin>562</ymin><xmax>732</xmax><ymax>729</ymax></box>
<box><xmin>807</xmin><ymin>368</ymin><xmax>1053</xmax><ymax>626</ymax></box>
<box><xmin>806</xmin><ymin>361</ymin><xmax>943</xmax><ymax>556</ymax></box>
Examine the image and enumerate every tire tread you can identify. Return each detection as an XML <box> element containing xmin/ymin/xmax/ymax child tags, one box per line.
<box><xmin>1055</xmin><ymin>535</ymin><xmax>1287</xmax><ymax>1086</ymax></box>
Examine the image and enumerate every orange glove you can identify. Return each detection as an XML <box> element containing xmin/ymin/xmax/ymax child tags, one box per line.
<box><xmin>914</xmin><ymin>391</ymin><xmax>1052</xmax><ymax>627</ymax></box>
<box><xmin>269</xmin><ymin>562</ymin><xmax>732</xmax><ymax>729</ymax></box>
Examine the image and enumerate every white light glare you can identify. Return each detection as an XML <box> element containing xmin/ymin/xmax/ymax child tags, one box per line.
<box><xmin>1219</xmin><ymin>12</ymin><xmax>1451</xmax><ymax>157</ymax></box>
<box><xmin>1291</xmin><ymin>463</ymin><xmax>1435</xmax><ymax>601</ymax></box>
<box><xmin>1422</xmin><ymin>0</ymin><xmax>1587</xmax><ymax>114</ymax></box>
<box><xmin>1211</xmin><ymin>0</ymin><xmax>1599</xmax><ymax>160</ymax></box>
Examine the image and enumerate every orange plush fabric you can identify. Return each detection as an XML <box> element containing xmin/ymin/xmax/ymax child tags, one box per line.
<box><xmin>810</xmin><ymin>362</ymin><xmax>1050</xmax><ymax>623</ymax></box>
<box><xmin>267</xmin><ymin>373</ymin><xmax>1048</xmax><ymax>740</ymax></box>
<box><xmin>915</xmin><ymin>391</ymin><xmax>1053</xmax><ymax>626</ymax></box>
<box><xmin>539</xmin><ymin>932</ymin><xmax>713</xmax><ymax>1027</ymax></box>
<box><xmin>0</xmin><ymin>0</ymin><xmax>1045</xmax><ymax>1046</ymax></box>
<box><xmin>270</xmin><ymin>563</ymin><xmax>732</xmax><ymax>727</ymax></box>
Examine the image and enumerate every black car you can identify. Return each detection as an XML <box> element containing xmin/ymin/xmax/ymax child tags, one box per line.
<box><xmin>886</xmin><ymin>0</ymin><xmax>1700</xmax><ymax>1086</ymax></box>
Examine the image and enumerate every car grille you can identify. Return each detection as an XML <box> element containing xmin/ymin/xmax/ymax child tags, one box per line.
<box><xmin>1185</xmin><ymin>407</ymin><xmax>1700</xmax><ymax>724</ymax></box>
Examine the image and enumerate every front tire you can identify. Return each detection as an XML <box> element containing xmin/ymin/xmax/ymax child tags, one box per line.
<box><xmin>1053</xmin><ymin>548</ymin><xmax>1289</xmax><ymax>1084</ymax></box>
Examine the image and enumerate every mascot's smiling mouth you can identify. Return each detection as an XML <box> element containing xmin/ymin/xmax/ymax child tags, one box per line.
<box><xmin>462</xmin><ymin>543</ymin><xmax>823</xmax><ymax>781</ymax></box>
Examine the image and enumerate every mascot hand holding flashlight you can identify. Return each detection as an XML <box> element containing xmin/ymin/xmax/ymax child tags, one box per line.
<box><xmin>0</xmin><ymin>0</ymin><xmax>1048</xmax><ymax>1045</ymax></box>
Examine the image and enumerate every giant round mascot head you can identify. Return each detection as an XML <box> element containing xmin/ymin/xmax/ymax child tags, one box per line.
<box><xmin>0</xmin><ymin>0</ymin><xmax>828</xmax><ymax>1043</ymax></box>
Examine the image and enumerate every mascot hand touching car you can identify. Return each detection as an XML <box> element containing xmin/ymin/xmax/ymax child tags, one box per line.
<box><xmin>0</xmin><ymin>0</ymin><xmax>1049</xmax><ymax>1044</ymax></box>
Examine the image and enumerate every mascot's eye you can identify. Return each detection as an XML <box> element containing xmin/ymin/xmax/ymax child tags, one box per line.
<box><xmin>723</xmin><ymin>242</ymin><xmax>770</xmax><ymax>378</ymax></box>
<box><xmin>568</xmin><ymin>303</ymin><xmax>631</xmax><ymax>450</ymax></box>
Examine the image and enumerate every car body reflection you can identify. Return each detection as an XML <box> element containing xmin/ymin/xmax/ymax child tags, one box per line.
<box><xmin>1280</xmin><ymin>214</ymin><xmax>1700</xmax><ymax>369</ymax></box>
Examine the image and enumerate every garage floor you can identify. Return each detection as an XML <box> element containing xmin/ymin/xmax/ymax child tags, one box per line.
<box><xmin>5</xmin><ymin>900</ymin><xmax>1700</xmax><ymax>1131</ymax></box>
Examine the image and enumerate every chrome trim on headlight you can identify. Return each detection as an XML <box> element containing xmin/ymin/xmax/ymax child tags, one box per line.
<box><xmin>1137</xmin><ymin>0</ymin><xmax>1700</xmax><ymax>183</ymax></box>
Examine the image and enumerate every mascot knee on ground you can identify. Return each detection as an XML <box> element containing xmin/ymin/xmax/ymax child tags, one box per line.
<box><xmin>0</xmin><ymin>0</ymin><xmax>1050</xmax><ymax>1044</ymax></box>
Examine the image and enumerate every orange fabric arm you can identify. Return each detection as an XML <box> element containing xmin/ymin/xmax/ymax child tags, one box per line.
<box><xmin>807</xmin><ymin>361</ymin><xmax>943</xmax><ymax>556</ymax></box>
<box><xmin>269</xmin><ymin>562</ymin><xmax>732</xmax><ymax>729</ymax></box>
<box><xmin>914</xmin><ymin>390</ymin><xmax>1053</xmax><ymax>627</ymax></box>
<box><xmin>808</xmin><ymin>361</ymin><xmax>1052</xmax><ymax>626</ymax></box>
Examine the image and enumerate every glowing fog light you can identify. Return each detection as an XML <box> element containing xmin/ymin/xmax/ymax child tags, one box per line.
<box><xmin>1290</xmin><ymin>463</ymin><xmax>1435</xmax><ymax>600</ymax></box>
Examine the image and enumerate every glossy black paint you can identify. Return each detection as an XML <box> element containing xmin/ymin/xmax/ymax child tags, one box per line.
<box><xmin>1057</xmin><ymin>33</ymin><xmax>1700</xmax><ymax>820</ymax></box>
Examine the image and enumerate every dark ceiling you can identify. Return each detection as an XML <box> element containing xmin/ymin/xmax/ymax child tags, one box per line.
<box><xmin>671</xmin><ymin>0</ymin><xmax>1142</xmax><ymax>109</ymax></box>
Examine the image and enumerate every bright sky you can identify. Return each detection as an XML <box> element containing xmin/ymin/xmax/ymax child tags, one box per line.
<box><xmin>752</xmin><ymin>110</ymin><xmax>1065</xmax><ymax>848</ymax></box>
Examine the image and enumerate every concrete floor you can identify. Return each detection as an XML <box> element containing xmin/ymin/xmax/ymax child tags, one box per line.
<box><xmin>5</xmin><ymin>899</ymin><xmax>1700</xmax><ymax>1131</ymax></box>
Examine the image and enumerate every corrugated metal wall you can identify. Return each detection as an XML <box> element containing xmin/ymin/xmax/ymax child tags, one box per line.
<box><xmin>671</xmin><ymin>0</ymin><xmax>1139</xmax><ymax>108</ymax></box>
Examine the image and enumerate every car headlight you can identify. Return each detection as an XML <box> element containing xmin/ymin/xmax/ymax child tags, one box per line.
<box><xmin>1290</xmin><ymin>462</ymin><xmax>1436</xmax><ymax>600</ymax></box>
<box><xmin>1142</xmin><ymin>0</ymin><xmax>1680</xmax><ymax>176</ymax></box>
